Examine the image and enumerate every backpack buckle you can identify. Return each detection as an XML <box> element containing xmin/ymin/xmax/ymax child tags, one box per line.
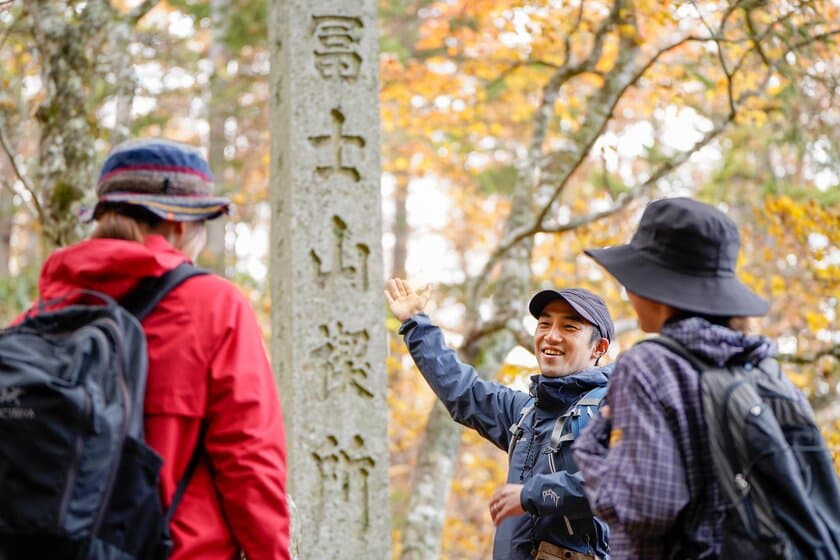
<box><xmin>734</xmin><ymin>473</ymin><xmax>750</xmax><ymax>495</ymax></box>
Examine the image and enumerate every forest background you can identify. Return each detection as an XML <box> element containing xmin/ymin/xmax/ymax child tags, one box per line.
<box><xmin>0</xmin><ymin>1</ymin><xmax>837</xmax><ymax>558</ymax></box>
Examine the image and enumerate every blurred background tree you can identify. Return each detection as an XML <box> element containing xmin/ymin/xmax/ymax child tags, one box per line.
<box><xmin>0</xmin><ymin>1</ymin><xmax>837</xmax><ymax>557</ymax></box>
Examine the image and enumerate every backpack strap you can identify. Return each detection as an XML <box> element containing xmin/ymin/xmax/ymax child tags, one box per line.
<box><xmin>577</xmin><ymin>386</ymin><xmax>607</xmax><ymax>408</ymax></box>
<box><xmin>119</xmin><ymin>264</ymin><xmax>208</xmax><ymax>545</ymax></box>
<box><xmin>154</xmin><ymin>425</ymin><xmax>206</xmax><ymax>558</ymax></box>
<box><xmin>545</xmin><ymin>386</ymin><xmax>608</xmax><ymax>453</ymax></box>
<box><xmin>120</xmin><ymin>263</ymin><xmax>208</xmax><ymax>321</ymax></box>
<box><xmin>165</xmin><ymin>427</ymin><xmax>205</xmax><ymax>523</ymax></box>
<box><xmin>637</xmin><ymin>336</ymin><xmax>721</xmax><ymax>556</ymax></box>
<box><xmin>508</xmin><ymin>400</ymin><xmax>536</xmax><ymax>455</ymax></box>
<box><xmin>639</xmin><ymin>336</ymin><xmax>712</xmax><ymax>371</ymax></box>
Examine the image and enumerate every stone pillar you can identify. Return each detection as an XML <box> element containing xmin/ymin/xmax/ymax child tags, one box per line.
<box><xmin>268</xmin><ymin>2</ymin><xmax>389</xmax><ymax>558</ymax></box>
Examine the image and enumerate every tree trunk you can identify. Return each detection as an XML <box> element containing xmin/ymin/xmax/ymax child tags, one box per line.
<box><xmin>28</xmin><ymin>0</ymin><xmax>109</xmax><ymax>248</ymax></box>
<box><xmin>203</xmin><ymin>0</ymin><xmax>232</xmax><ymax>275</ymax></box>
<box><xmin>391</xmin><ymin>173</ymin><xmax>409</xmax><ymax>279</ymax></box>
<box><xmin>107</xmin><ymin>15</ymin><xmax>137</xmax><ymax>147</ymax></box>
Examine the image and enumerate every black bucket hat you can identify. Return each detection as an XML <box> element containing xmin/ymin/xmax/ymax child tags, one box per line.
<box><xmin>585</xmin><ymin>197</ymin><xmax>769</xmax><ymax>317</ymax></box>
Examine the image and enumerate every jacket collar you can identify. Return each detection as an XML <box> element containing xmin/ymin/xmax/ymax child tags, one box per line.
<box><xmin>661</xmin><ymin>317</ymin><xmax>774</xmax><ymax>367</ymax></box>
<box><xmin>529</xmin><ymin>365</ymin><xmax>612</xmax><ymax>412</ymax></box>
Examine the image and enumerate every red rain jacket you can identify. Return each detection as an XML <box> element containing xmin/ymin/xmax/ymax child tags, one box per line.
<box><xmin>29</xmin><ymin>235</ymin><xmax>290</xmax><ymax>560</ymax></box>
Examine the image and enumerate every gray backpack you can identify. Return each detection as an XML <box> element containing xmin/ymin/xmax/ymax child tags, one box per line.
<box><xmin>647</xmin><ymin>336</ymin><xmax>840</xmax><ymax>560</ymax></box>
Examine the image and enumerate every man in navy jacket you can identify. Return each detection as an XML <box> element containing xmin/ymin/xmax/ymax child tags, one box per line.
<box><xmin>386</xmin><ymin>278</ymin><xmax>614</xmax><ymax>560</ymax></box>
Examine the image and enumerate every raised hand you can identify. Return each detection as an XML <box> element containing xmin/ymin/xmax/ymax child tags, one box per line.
<box><xmin>384</xmin><ymin>278</ymin><xmax>430</xmax><ymax>323</ymax></box>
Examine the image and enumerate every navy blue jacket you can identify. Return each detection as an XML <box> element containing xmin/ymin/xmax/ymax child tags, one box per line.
<box><xmin>400</xmin><ymin>313</ymin><xmax>611</xmax><ymax>559</ymax></box>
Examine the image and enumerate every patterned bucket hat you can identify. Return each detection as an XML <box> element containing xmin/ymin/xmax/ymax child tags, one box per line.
<box><xmin>88</xmin><ymin>138</ymin><xmax>230</xmax><ymax>222</ymax></box>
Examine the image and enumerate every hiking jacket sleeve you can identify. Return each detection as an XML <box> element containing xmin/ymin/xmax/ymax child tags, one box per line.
<box><xmin>571</xmin><ymin>349</ymin><xmax>689</xmax><ymax>539</ymax></box>
<box><xmin>203</xmin><ymin>290</ymin><xmax>290</xmax><ymax>560</ymax></box>
<box><xmin>520</xmin><ymin>470</ymin><xmax>594</xmax><ymax>520</ymax></box>
<box><xmin>400</xmin><ymin>313</ymin><xmax>531</xmax><ymax>451</ymax></box>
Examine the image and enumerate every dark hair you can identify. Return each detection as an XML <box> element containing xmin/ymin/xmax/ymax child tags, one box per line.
<box><xmin>589</xmin><ymin>324</ymin><xmax>607</xmax><ymax>365</ymax></box>
<box><xmin>91</xmin><ymin>203</ymin><xmax>163</xmax><ymax>242</ymax></box>
<box><xmin>667</xmin><ymin>311</ymin><xmax>734</xmax><ymax>327</ymax></box>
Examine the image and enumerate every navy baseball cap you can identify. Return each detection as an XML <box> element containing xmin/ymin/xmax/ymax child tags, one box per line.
<box><xmin>528</xmin><ymin>288</ymin><xmax>615</xmax><ymax>342</ymax></box>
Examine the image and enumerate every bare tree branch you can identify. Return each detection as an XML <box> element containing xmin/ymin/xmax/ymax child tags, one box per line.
<box><xmin>788</xmin><ymin>28</ymin><xmax>840</xmax><ymax>51</ymax></box>
<box><xmin>488</xmin><ymin>0</ymin><xmax>625</xmax><ymax>103</ymax></box>
<box><xmin>476</xmin><ymin>0</ymin><xmax>802</xmax><ymax>281</ymax></box>
<box><xmin>1</xmin><ymin>178</ymin><xmax>39</xmax><ymax>223</ymax></box>
<box><xmin>472</xmin><ymin>36</ymin><xmax>707</xmax><ymax>286</ymax></box>
<box><xmin>462</xmin><ymin>316</ymin><xmax>511</xmax><ymax>350</ymax></box>
<box><xmin>562</xmin><ymin>0</ymin><xmax>586</xmax><ymax>66</ymax></box>
<box><xmin>536</xmin><ymin>109</ymin><xmax>731</xmax><ymax>236</ymax></box>
<box><xmin>510</xmin><ymin>324</ymin><xmax>532</xmax><ymax>353</ymax></box>
<box><xmin>690</xmin><ymin>0</ymin><xmax>738</xmax><ymax>114</ymax></box>
<box><xmin>128</xmin><ymin>0</ymin><xmax>160</xmax><ymax>24</ymax></box>
<box><xmin>1</xmin><ymin>178</ymin><xmax>17</xmax><ymax>200</ymax></box>
<box><xmin>0</xmin><ymin>122</ymin><xmax>44</xmax><ymax>224</ymax></box>
<box><xmin>533</xmin><ymin>35</ymin><xmax>705</xmax><ymax>222</ymax></box>
<box><xmin>485</xmin><ymin>60</ymin><xmax>564</xmax><ymax>91</ymax></box>
<box><xmin>0</xmin><ymin>7</ymin><xmax>23</xmax><ymax>50</ymax></box>
<box><xmin>778</xmin><ymin>344</ymin><xmax>840</xmax><ymax>365</ymax></box>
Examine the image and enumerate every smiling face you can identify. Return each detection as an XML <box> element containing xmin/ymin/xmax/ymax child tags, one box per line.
<box><xmin>533</xmin><ymin>299</ymin><xmax>607</xmax><ymax>377</ymax></box>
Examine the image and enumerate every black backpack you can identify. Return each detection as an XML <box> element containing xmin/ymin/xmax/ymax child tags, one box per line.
<box><xmin>0</xmin><ymin>264</ymin><xmax>206</xmax><ymax>560</ymax></box>
<box><xmin>647</xmin><ymin>336</ymin><xmax>840</xmax><ymax>560</ymax></box>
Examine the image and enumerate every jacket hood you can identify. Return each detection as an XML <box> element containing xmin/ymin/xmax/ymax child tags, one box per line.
<box><xmin>529</xmin><ymin>364</ymin><xmax>612</xmax><ymax>412</ymax></box>
<box><xmin>37</xmin><ymin>235</ymin><xmax>188</xmax><ymax>303</ymax></box>
<box><xmin>661</xmin><ymin>316</ymin><xmax>775</xmax><ymax>367</ymax></box>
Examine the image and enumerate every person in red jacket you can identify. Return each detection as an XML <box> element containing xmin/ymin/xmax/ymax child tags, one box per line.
<box><xmin>29</xmin><ymin>138</ymin><xmax>290</xmax><ymax>560</ymax></box>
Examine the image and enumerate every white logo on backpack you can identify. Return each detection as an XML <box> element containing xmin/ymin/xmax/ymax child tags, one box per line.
<box><xmin>0</xmin><ymin>387</ymin><xmax>23</xmax><ymax>406</ymax></box>
<box><xmin>0</xmin><ymin>387</ymin><xmax>34</xmax><ymax>419</ymax></box>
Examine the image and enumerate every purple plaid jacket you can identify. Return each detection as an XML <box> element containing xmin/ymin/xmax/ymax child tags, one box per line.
<box><xmin>572</xmin><ymin>317</ymin><xmax>775</xmax><ymax>559</ymax></box>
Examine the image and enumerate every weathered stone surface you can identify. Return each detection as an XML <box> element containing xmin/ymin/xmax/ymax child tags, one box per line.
<box><xmin>269</xmin><ymin>2</ymin><xmax>389</xmax><ymax>558</ymax></box>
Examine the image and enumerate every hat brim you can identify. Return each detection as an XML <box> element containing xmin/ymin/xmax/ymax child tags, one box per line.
<box><xmin>585</xmin><ymin>245</ymin><xmax>769</xmax><ymax>317</ymax></box>
<box><xmin>87</xmin><ymin>192</ymin><xmax>230</xmax><ymax>222</ymax></box>
<box><xmin>529</xmin><ymin>290</ymin><xmax>568</xmax><ymax>318</ymax></box>
<box><xmin>528</xmin><ymin>289</ymin><xmax>610</xmax><ymax>340</ymax></box>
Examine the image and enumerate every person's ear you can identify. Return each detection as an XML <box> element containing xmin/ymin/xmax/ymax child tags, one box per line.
<box><xmin>592</xmin><ymin>338</ymin><xmax>609</xmax><ymax>361</ymax></box>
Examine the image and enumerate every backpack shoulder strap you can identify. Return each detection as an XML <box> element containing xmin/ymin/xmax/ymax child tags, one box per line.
<box><xmin>638</xmin><ymin>336</ymin><xmax>712</xmax><ymax>372</ymax></box>
<box><xmin>120</xmin><ymin>264</ymin><xmax>208</xmax><ymax>544</ymax></box>
<box><xmin>120</xmin><ymin>263</ymin><xmax>208</xmax><ymax>321</ymax></box>
<box><xmin>577</xmin><ymin>385</ymin><xmax>607</xmax><ymax>408</ymax></box>
<box><xmin>155</xmin><ymin>425</ymin><xmax>206</xmax><ymax>556</ymax></box>
<box><xmin>508</xmin><ymin>399</ymin><xmax>536</xmax><ymax>455</ymax></box>
<box><xmin>165</xmin><ymin>426</ymin><xmax>205</xmax><ymax>522</ymax></box>
<box><xmin>545</xmin><ymin>385</ymin><xmax>608</xmax><ymax>452</ymax></box>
